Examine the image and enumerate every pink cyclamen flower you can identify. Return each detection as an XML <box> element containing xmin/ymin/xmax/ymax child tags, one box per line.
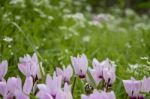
<box><xmin>138</xmin><ymin>76</ymin><xmax>150</xmax><ymax>99</ymax></box>
<box><xmin>102</xmin><ymin>59</ymin><xmax>116</xmax><ymax>87</ymax></box>
<box><xmin>103</xmin><ymin>68</ymin><xmax>116</xmax><ymax>87</ymax></box>
<box><xmin>90</xmin><ymin>58</ymin><xmax>104</xmax><ymax>85</ymax></box>
<box><xmin>0</xmin><ymin>60</ymin><xmax>8</xmax><ymax>81</ymax></box>
<box><xmin>18</xmin><ymin>53</ymin><xmax>41</xmax><ymax>80</ymax></box>
<box><xmin>4</xmin><ymin>77</ymin><xmax>22</xmax><ymax>99</ymax></box>
<box><xmin>71</xmin><ymin>54</ymin><xmax>88</xmax><ymax>79</ymax></box>
<box><xmin>37</xmin><ymin>74</ymin><xmax>62</xmax><ymax>99</ymax></box>
<box><xmin>81</xmin><ymin>90</ymin><xmax>116</xmax><ymax>99</ymax></box>
<box><xmin>56</xmin><ymin>65</ymin><xmax>73</xmax><ymax>84</ymax></box>
<box><xmin>15</xmin><ymin>76</ymin><xmax>33</xmax><ymax>99</ymax></box>
<box><xmin>37</xmin><ymin>82</ymin><xmax>73</xmax><ymax>99</ymax></box>
<box><xmin>55</xmin><ymin>83</ymin><xmax>73</xmax><ymax>99</ymax></box>
<box><xmin>63</xmin><ymin>83</ymin><xmax>73</xmax><ymax>99</ymax></box>
<box><xmin>90</xmin><ymin>58</ymin><xmax>116</xmax><ymax>87</ymax></box>
<box><xmin>123</xmin><ymin>77</ymin><xmax>141</xmax><ymax>99</ymax></box>
<box><xmin>0</xmin><ymin>76</ymin><xmax>33</xmax><ymax>99</ymax></box>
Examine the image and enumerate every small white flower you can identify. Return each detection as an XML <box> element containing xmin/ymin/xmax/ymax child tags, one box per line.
<box><xmin>3</xmin><ymin>36</ymin><xmax>13</xmax><ymax>43</ymax></box>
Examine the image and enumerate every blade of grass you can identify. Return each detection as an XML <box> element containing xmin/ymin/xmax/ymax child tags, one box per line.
<box><xmin>87</xmin><ymin>68</ymin><xmax>97</xmax><ymax>88</ymax></box>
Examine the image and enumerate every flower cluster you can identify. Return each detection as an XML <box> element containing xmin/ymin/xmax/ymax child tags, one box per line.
<box><xmin>123</xmin><ymin>77</ymin><xmax>150</xmax><ymax>99</ymax></box>
<box><xmin>0</xmin><ymin>53</ymin><xmax>150</xmax><ymax>99</ymax></box>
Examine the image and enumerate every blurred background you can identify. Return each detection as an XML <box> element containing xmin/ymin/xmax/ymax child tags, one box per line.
<box><xmin>0</xmin><ymin>0</ymin><xmax>150</xmax><ymax>98</ymax></box>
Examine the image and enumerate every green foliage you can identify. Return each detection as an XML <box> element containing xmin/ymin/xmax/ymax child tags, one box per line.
<box><xmin>0</xmin><ymin>0</ymin><xmax>150</xmax><ymax>99</ymax></box>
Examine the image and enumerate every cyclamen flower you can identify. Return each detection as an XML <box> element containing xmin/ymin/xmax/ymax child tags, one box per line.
<box><xmin>123</xmin><ymin>77</ymin><xmax>141</xmax><ymax>99</ymax></box>
<box><xmin>15</xmin><ymin>76</ymin><xmax>33</xmax><ymax>99</ymax></box>
<box><xmin>90</xmin><ymin>58</ymin><xmax>104</xmax><ymax>85</ymax></box>
<box><xmin>71</xmin><ymin>54</ymin><xmax>88</xmax><ymax>79</ymax></box>
<box><xmin>56</xmin><ymin>65</ymin><xmax>73</xmax><ymax>84</ymax></box>
<box><xmin>0</xmin><ymin>76</ymin><xmax>33</xmax><ymax>99</ymax></box>
<box><xmin>81</xmin><ymin>90</ymin><xmax>116</xmax><ymax>99</ymax></box>
<box><xmin>0</xmin><ymin>77</ymin><xmax>22</xmax><ymax>99</ymax></box>
<box><xmin>0</xmin><ymin>60</ymin><xmax>8</xmax><ymax>81</ymax></box>
<box><xmin>18</xmin><ymin>53</ymin><xmax>41</xmax><ymax>80</ymax></box>
<box><xmin>63</xmin><ymin>83</ymin><xmax>73</xmax><ymax>99</ymax></box>
<box><xmin>90</xmin><ymin>58</ymin><xmax>116</xmax><ymax>87</ymax></box>
<box><xmin>139</xmin><ymin>77</ymin><xmax>150</xmax><ymax>98</ymax></box>
<box><xmin>55</xmin><ymin>83</ymin><xmax>73</xmax><ymax>99</ymax></box>
<box><xmin>103</xmin><ymin>68</ymin><xmax>116</xmax><ymax>87</ymax></box>
<box><xmin>101</xmin><ymin>59</ymin><xmax>116</xmax><ymax>87</ymax></box>
<box><xmin>123</xmin><ymin>77</ymin><xmax>150</xmax><ymax>99</ymax></box>
<box><xmin>36</xmin><ymin>74</ymin><xmax>62</xmax><ymax>99</ymax></box>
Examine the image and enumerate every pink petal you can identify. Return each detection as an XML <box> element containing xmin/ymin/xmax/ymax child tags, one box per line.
<box><xmin>23</xmin><ymin>76</ymin><xmax>33</xmax><ymax>95</ymax></box>
<box><xmin>16</xmin><ymin>77</ymin><xmax>22</xmax><ymax>90</ymax></box>
<box><xmin>64</xmin><ymin>83</ymin><xmax>71</xmax><ymax>92</ymax></box>
<box><xmin>18</xmin><ymin>64</ymin><xmax>28</xmax><ymax>76</ymax></box>
<box><xmin>141</xmin><ymin>77</ymin><xmax>150</xmax><ymax>92</ymax></box>
<box><xmin>92</xmin><ymin>58</ymin><xmax>99</xmax><ymax>69</ymax></box>
<box><xmin>55</xmin><ymin>90</ymin><xmax>65</xmax><ymax>99</ymax></box>
<box><xmin>0</xmin><ymin>81</ymin><xmax>7</xmax><ymax>96</ymax></box>
<box><xmin>0</xmin><ymin>60</ymin><xmax>8</xmax><ymax>79</ymax></box>
<box><xmin>54</xmin><ymin>76</ymin><xmax>62</xmax><ymax>90</ymax></box>
<box><xmin>71</xmin><ymin>57</ymin><xmax>80</xmax><ymax>74</ymax></box>
<box><xmin>133</xmin><ymin>81</ymin><xmax>141</xmax><ymax>96</ymax></box>
<box><xmin>7</xmin><ymin>77</ymin><xmax>18</xmax><ymax>92</ymax></box>
<box><xmin>90</xmin><ymin>69</ymin><xmax>101</xmax><ymax>86</ymax></box>
<box><xmin>81</xmin><ymin>94</ymin><xmax>89</xmax><ymax>99</ymax></box>
<box><xmin>32</xmin><ymin>53</ymin><xmax>38</xmax><ymax>63</ymax></box>
<box><xmin>80</xmin><ymin>54</ymin><xmax>88</xmax><ymax>73</ymax></box>
<box><xmin>46</xmin><ymin>74</ymin><xmax>52</xmax><ymax>89</ymax></box>
<box><xmin>30</xmin><ymin>63</ymin><xmax>38</xmax><ymax>78</ymax></box>
<box><xmin>37</xmin><ymin>84</ymin><xmax>48</xmax><ymax>92</ymax></box>
<box><xmin>15</xmin><ymin>90</ymin><xmax>29</xmax><ymax>99</ymax></box>
<box><xmin>123</xmin><ymin>80</ymin><xmax>133</xmax><ymax>96</ymax></box>
<box><xmin>107</xmin><ymin>91</ymin><xmax>116</xmax><ymax>99</ymax></box>
<box><xmin>36</xmin><ymin>91</ymin><xmax>52</xmax><ymax>99</ymax></box>
<box><xmin>56</xmin><ymin>68</ymin><xmax>63</xmax><ymax>77</ymax></box>
<box><xmin>64</xmin><ymin>65</ymin><xmax>73</xmax><ymax>80</ymax></box>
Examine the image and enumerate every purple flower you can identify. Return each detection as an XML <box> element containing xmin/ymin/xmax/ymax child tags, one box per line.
<box><xmin>138</xmin><ymin>77</ymin><xmax>150</xmax><ymax>98</ymax></box>
<box><xmin>15</xmin><ymin>76</ymin><xmax>33</xmax><ymax>99</ymax></box>
<box><xmin>6</xmin><ymin>77</ymin><xmax>22</xmax><ymax>99</ymax></box>
<box><xmin>23</xmin><ymin>76</ymin><xmax>33</xmax><ymax>95</ymax></box>
<box><xmin>123</xmin><ymin>78</ymin><xmax>141</xmax><ymax>99</ymax></box>
<box><xmin>89</xmin><ymin>58</ymin><xmax>104</xmax><ymax>85</ymax></box>
<box><xmin>55</xmin><ymin>83</ymin><xmax>73</xmax><ymax>99</ymax></box>
<box><xmin>18</xmin><ymin>53</ymin><xmax>41</xmax><ymax>80</ymax></box>
<box><xmin>103</xmin><ymin>68</ymin><xmax>116</xmax><ymax>87</ymax></box>
<box><xmin>81</xmin><ymin>90</ymin><xmax>116</xmax><ymax>99</ymax></box>
<box><xmin>37</xmin><ymin>74</ymin><xmax>62</xmax><ymax>99</ymax></box>
<box><xmin>0</xmin><ymin>60</ymin><xmax>8</xmax><ymax>81</ymax></box>
<box><xmin>36</xmin><ymin>73</ymin><xmax>72</xmax><ymax>99</ymax></box>
<box><xmin>141</xmin><ymin>76</ymin><xmax>150</xmax><ymax>92</ymax></box>
<box><xmin>0</xmin><ymin>77</ymin><xmax>22</xmax><ymax>98</ymax></box>
<box><xmin>0</xmin><ymin>76</ymin><xmax>33</xmax><ymax>99</ymax></box>
<box><xmin>102</xmin><ymin>59</ymin><xmax>116</xmax><ymax>87</ymax></box>
<box><xmin>56</xmin><ymin>65</ymin><xmax>73</xmax><ymax>84</ymax></box>
<box><xmin>71</xmin><ymin>54</ymin><xmax>88</xmax><ymax>79</ymax></box>
<box><xmin>36</xmin><ymin>90</ymin><xmax>53</xmax><ymax>99</ymax></box>
<box><xmin>15</xmin><ymin>90</ymin><xmax>29</xmax><ymax>99</ymax></box>
<box><xmin>90</xmin><ymin>58</ymin><xmax>116</xmax><ymax>87</ymax></box>
<box><xmin>63</xmin><ymin>83</ymin><xmax>72</xmax><ymax>99</ymax></box>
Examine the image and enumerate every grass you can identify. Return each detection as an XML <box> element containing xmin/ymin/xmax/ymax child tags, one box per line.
<box><xmin>0</xmin><ymin>0</ymin><xmax>150</xmax><ymax>99</ymax></box>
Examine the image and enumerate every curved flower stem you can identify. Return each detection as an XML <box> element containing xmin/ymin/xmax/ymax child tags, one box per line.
<box><xmin>71</xmin><ymin>76</ymin><xmax>77</xmax><ymax>95</ymax></box>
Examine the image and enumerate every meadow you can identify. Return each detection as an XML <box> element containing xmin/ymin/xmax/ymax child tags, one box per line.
<box><xmin>0</xmin><ymin>0</ymin><xmax>150</xmax><ymax>99</ymax></box>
